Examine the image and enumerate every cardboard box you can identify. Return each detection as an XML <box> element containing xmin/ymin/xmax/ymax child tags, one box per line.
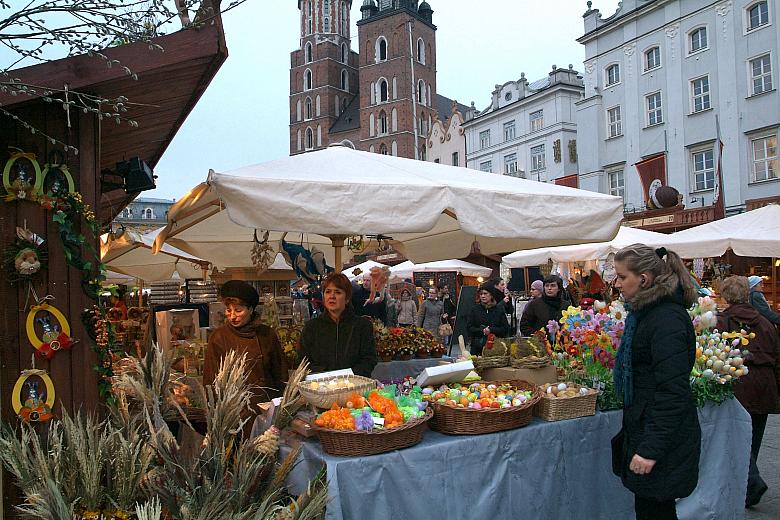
<box><xmin>482</xmin><ymin>365</ymin><xmax>558</xmax><ymax>386</ymax></box>
<box><xmin>416</xmin><ymin>360</ymin><xmax>475</xmax><ymax>387</ymax></box>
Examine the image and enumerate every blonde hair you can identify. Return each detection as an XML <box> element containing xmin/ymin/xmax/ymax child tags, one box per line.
<box><xmin>614</xmin><ymin>243</ymin><xmax>697</xmax><ymax>307</ymax></box>
<box><xmin>720</xmin><ymin>276</ymin><xmax>749</xmax><ymax>304</ymax></box>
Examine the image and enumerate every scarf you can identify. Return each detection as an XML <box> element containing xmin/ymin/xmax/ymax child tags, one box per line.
<box><xmin>613</xmin><ymin>305</ymin><xmax>638</xmax><ymax>407</ymax></box>
<box><xmin>227</xmin><ymin>314</ymin><xmax>263</xmax><ymax>339</ymax></box>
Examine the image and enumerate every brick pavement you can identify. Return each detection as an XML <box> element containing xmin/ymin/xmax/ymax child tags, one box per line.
<box><xmin>745</xmin><ymin>414</ymin><xmax>780</xmax><ymax>519</ymax></box>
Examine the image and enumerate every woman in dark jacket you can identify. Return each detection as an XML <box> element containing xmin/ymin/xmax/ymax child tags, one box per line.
<box><xmin>519</xmin><ymin>275</ymin><xmax>570</xmax><ymax>336</ymax></box>
<box><xmin>467</xmin><ymin>284</ymin><xmax>510</xmax><ymax>355</ymax></box>
<box><xmin>612</xmin><ymin>245</ymin><xmax>700</xmax><ymax>520</ymax></box>
<box><xmin>717</xmin><ymin>276</ymin><xmax>780</xmax><ymax>507</ymax></box>
<box><xmin>300</xmin><ymin>272</ymin><xmax>378</xmax><ymax>377</ymax></box>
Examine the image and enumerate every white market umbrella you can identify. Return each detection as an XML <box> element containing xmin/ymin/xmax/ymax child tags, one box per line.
<box><xmin>392</xmin><ymin>259</ymin><xmax>493</xmax><ymax>279</ymax></box>
<box><xmin>200</xmin><ymin>145</ymin><xmax>623</xmax><ymax>267</ymax></box>
<box><xmin>502</xmin><ymin>226</ymin><xmax>668</xmax><ymax>268</ymax></box>
<box><xmin>344</xmin><ymin>260</ymin><xmax>389</xmax><ymax>280</ymax></box>
<box><xmin>661</xmin><ymin>204</ymin><xmax>780</xmax><ymax>258</ymax></box>
<box><xmin>102</xmin><ymin>228</ymin><xmax>209</xmax><ymax>282</ymax></box>
<box><xmin>389</xmin><ymin>260</ymin><xmax>416</xmax><ymax>281</ymax></box>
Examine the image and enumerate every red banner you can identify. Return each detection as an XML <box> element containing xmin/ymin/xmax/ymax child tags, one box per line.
<box><xmin>635</xmin><ymin>154</ymin><xmax>666</xmax><ymax>206</ymax></box>
<box><xmin>555</xmin><ymin>174</ymin><xmax>579</xmax><ymax>188</ymax></box>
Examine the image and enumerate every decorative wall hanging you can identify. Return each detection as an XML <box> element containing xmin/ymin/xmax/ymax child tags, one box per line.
<box><xmin>26</xmin><ymin>302</ymin><xmax>76</xmax><ymax>360</ymax></box>
<box><xmin>12</xmin><ymin>369</ymin><xmax>55</xmax><ymax>423</ymax></box>
<box><xmin>6</xmin><ymin>226</ymin><xmax>47</xmax><ymax>281</ymax></box>
<box><xmin>39</xmin><ymin>150</ymin><xmax>75</xmax><ymax>197</ymax></box>
<box><xmin>2</xmin><ymin>150</ymin><xmax>41</xmax><ymax>202</ymax></box>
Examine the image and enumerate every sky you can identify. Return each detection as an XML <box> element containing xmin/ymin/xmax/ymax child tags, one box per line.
<box><xmin>4</xmin><ymin>0</ymin><xmax>620</xmax><ymax>200</ymax></box>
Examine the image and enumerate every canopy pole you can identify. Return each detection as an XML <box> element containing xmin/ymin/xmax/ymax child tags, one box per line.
<box><xmin>137</xmin><ymin>279</ymin><xmax>144</xmax><ymax>307</ymax></box>
<box><xmin>329</xmin><ymin>235</ymin><xmax>347</xmax><ymax>273</ymax></box>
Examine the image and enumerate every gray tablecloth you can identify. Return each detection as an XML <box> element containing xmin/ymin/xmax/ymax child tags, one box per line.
<box><xmin>370</xmin><ymin>357</ymin><xmax>452</xmax><ymax>382</ymax></box>
<box><xmin>286</xmin><ymin>398</ymin><xmax>751</xmax><ymax>520</ymax></box>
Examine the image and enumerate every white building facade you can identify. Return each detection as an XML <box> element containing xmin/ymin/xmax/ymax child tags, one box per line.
<box><xmin>577</xmin><ymin>0</ymin><xmax>780</xmax><ymax>217</ymax></box>
<box><xmin>463</xmin><ymin>65</ymin><xmax>584</xmax><ymax>184</ymax></box>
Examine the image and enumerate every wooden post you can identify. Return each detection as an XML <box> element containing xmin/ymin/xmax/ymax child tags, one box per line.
<box><xmin>773</xmin><ymin>257</ymin><xmax>778</xmax><ymax>311</ymax></box>
<box><xmin>329</xmin><ymin>235</ymin><xmax>347</xmax><ymax>273</ymax></box>
<box><xmin>138</xmin><ymin>279</ymin><xmax>144</xmax><ymax>307</ymax></box>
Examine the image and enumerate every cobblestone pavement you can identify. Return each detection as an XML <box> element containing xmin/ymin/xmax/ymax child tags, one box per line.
<box><xmin>745</xmin><ymin>414</ymin><xmax>780</xmax><ymax>519</ymax></box>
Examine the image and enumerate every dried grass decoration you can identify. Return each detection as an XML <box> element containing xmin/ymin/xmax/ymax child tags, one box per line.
<box><xmin>5</xmin><ymin>226</ymin><xmax>47</xmax><ymax>285</ymax></box>
<box><xmin>12</xmin><ymin>369</ymin><xmax>55</xmax><ymax>423</ymax></box>
<box><xmin>251</xmin><ymin>229</ymin><xmax>274</xmax><ymax>273</ymax></box>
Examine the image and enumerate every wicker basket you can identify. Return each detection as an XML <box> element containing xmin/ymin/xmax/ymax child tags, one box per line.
<box><xmin>298</xmin><ymin>375</ymin><xmax>377</xmax><ymax>409</ymax></box>
<box><xmin>313</xmin><ymin>407</ymin><xmax>433</xmax><ymax>456</ymax></box>
<box><xmin>429</xmin><ymin>380</ymin><xmax>542</xmax><ymax>435</ymax></box>
<box><xmin>514</xmin><ymin>336</ymin><xmax>546</xmax><ymax>358</ymax></box>
<box><xmin>535</xmin><ymin>383</ymin><xmax>598</xmax><ymax>421</ymax></box>
<box><xmin>473</xmin><ymin>356</ymin><xmax>510</xmax><ymax>372</ymax></box>
<box><xmin>511</xmin><ymin>356</ymin><xmax>551</xmax><ymax>369</ymax></box>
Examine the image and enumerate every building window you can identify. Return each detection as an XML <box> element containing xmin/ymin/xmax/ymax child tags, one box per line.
<box><xmin>304</xmin><ymin>69</ymin><xmax>312</xmax><ymax>91</ymax></box>
<box><xmin>607</xmin><ymin>106</ymin><xmax>622</xmax><ymax>138</ymax></box>
<box><xmin>747</xmin><ymin>2</ymin><xmax>769</xmax><ymax>31</ymax></box>
<box><xmin>752</xmin><ymin>135</ymin><xmax>778</xmax><ymax>182</ymax></box>
<box><xmin>503</xmin><ymin>120</ymin><xmax>516</xmax><ymax>141</ymax></box>
<box><xmin>306</xmin><ymin>0</ymin><xmax>312</xmax><ymax>34</ymax></box>
<box><xmin>646</xmin><ymin>92</ymin><xmax>663</xmax><ymax>126</ymax></box>
<box><xmin>323</xmin><ymin>0</ymin><xmax>330</xmax><ymax>32</ymax></box>
<box><xmin>417</xmin><ymin>38</ymin><xmax>425</xmax><ymax>64</ymax></box>
<box><xmin>305</xmin><ymin>42</ymin><xmax>312</xmax><ymax>63</ymax></box>
<box><xmin>324</xmin><ymin>17</ymin><xmax>330</xmax><ymax>32</ymax></box>
<box><xmin>608</xmin><ymin>169</ymin><xmax>625</xmax><ymax>199</ymax></box>
<box><xmin>121</xmin><ymin>208</ymin><xmax>130</xmax><ymax>218</ymax></box>
<box><xmin>529</xmin><ymin>110</ymin><xmax>544</xmax><ymax>132</ymax></box>
<box><xmin>606</xmin><ymin>64</ymin><xmax>620</xmax><ymax>86</ymax></box>
<box><xmin>379</xmin><ymin>110</ymin><xmax>388</xmax><ymax>135</ymax></box>
<box><xmin>341</xmin><ymin>43</ymin><xmax>348</xmax><ymax>63</ymax></box>
<box><xmin>379</xmin><ymin>79</ymin><xmax>388</xmax><ymax>102</ymax></box>
<box><xmin>692</xmin><ymin>149</ymin><xmax>715</xmax><ymax>191</ymax></box>
<box><xmin>531</xmin><ymin>145</ymin><xmax>545</xmax><ymax>172</ymax></box>
<box><xmin>304</xmin><ymin>97</ymin><xmax>312</xmax><ymax>120</ymax></box>
<box><xmin>341</xmin><ymin>69</ymin><xmax>349</xmax><ymax>90</ymax></box>
<box><xmin>479</xmin><ymin>160</ymin><xmax>492</xmax><ymax>173</ymax></box>
<box><xmin>689</xmin><ymin>27</ymin><xmax>708</xmax><ymax>54</ymax></box>
<box><xmin>379</xmin><ymin>143</ymin><xmax>388</xmax><ymax>155</ymax></box>
<box><xmin>691</xmin><ymin>76</ymin><xmax>711</xmax><ymax>112</ymax></box>
<box><xmin>645</xmin><ymin>46</ymin><xmax>661</xmax><ymax>71</ymax></box>
<box><xmin>341</xmin><ymin>2</ymin><xmax>348</xmax><ymax>36</ymax></box>
<box><xmin>452</xmin><ymin>152</ymin><xmax>459</xmax><ymax>166</ymax></box>
<box><xmin>419</xmin><ymin>146</ymin><xmax>426</xmax><ymax>161</ymax></box>
<box><xmin>306</xmin><ymin>127</ymin><xmax>314</xmax><ymax>150</ymax></box>
<box><xmin>750</xmin><ymin>54</ymin><xmax>773</xmax><ymax>95</ymax></box>
<box><xmin>144</xmin><ymin>208</ymin><xmax>154</xmax><ymax>219</ymax></box>
<box><xmin>504</xmin><ymin>153</ymin><xmax>518</xmax><ymax>175</ymax></box>
<box><xmin>479</xmin><ymin>130</ymin><xmax>490</xmax><ymax>149</ymax></box>
<box><xmin>377</xmin><ymin>37</ymin><xmax>387</xmax><ymax>62</ymax></box>
<box><xmin>417</xmin><ymin>80</ymin><xmax>426</xmax><ymax>104</ymax></box>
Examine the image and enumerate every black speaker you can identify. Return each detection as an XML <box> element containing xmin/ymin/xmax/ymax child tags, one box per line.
<box><xmin>116</xmin><ymin>157</ymin><xmax>155</xmax><ymax>193</ymax></box>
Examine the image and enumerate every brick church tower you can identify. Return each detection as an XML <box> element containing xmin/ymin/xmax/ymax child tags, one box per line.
<box><xmin>290</xmin><ymin>0</ymin><xmax>437</xmax><ymax>159</ymax></box>
<box><xmin>290</xmin><ymin>1</ymin><xmax>359</xmax><ymax>155</ymax></box>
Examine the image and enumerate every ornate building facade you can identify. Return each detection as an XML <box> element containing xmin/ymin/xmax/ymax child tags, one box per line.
<box><xmin>289</xmin><ymin>0</ymin><xmax>439</xmax><ymax>159</ymax></box>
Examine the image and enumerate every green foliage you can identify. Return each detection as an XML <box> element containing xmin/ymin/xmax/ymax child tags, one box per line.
<box><xmin>690</xmin><ymin>377</ymin><xmax>736</xmax><ymax>408</ymax></box>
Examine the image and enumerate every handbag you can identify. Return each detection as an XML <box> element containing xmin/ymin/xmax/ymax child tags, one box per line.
<box><xmin>438</xmin><ymin>322</ymin><xmax>453</xmax><ymax>336</ymax></box>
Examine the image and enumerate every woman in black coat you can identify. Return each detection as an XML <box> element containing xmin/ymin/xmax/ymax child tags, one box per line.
<box><xmin>467</xmin><ymin>284</ymin><xmax>510</xmax><ymax>355</ymax></box>
<box><xmin>611</xmin><ymin>245</ymin><xmax>700</xmax><ymax>520</ymax></box>
<box><xmin>518</xmin><ymin>275</ymin><xmax>570</xmax><ymax>336</ymax></box>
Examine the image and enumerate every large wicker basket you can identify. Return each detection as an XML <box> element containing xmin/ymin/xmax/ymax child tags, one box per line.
<box><xmin>535</xmin><ymin>383</ymin><xmax>598</xmax><ymax>421</ymax></box>
<box><xmin>473</xmin><ymin>356</ymin><xmax>510</xmax><ymax>373</ymax></box>
<box><xmin>511</xmin><ymin>356</ymin><xmax>551</xmax><ymax>369</ymax></box>
<box><xmin>298</xmin><ymin>375</ymin><xmax>377</xmax><ymax>409</ymax></box>
<box><xmin>429</xmin><ymin>380</ymin><xmax>542</xmax><ymax>435</ymax></box>
<box><xmin>313</xmin><ymin>407</ymin><xmax>433</xmax><ymax>456</ymax></box>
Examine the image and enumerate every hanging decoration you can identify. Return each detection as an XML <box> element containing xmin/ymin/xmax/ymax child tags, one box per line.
<box><xmin>250</xmin><ymin>229</ymin><xmax>274</xmax><ymax>274</ymax></box>
<box><xmin>279</xmin><ymin>232</ymin><xmax>332</xmax><ymax>287</ymax></box>
<box><xmin>39</xmin><ymin>150</ymin><xmax>76</xmax><ymax>199</ymax></box>
<box><xmin>2</xmin><ymin>150</ymin><xmax>41</xmax><ymax>202</ymax></box>
<box><xmin>12</xmin><ymin>369</ymin><xmax>55</xmax><ymax>423</ymax></box>
<box><xmin>5</xmin><ymin>226</ymin><xmax>47</xmax><ymax>282</ymax></box>
<box><xmin>82</xmin><ymin>306</ymin><xmax>118</xmax><ymax>405</ymax></box>
<box><xmin>26</xmin><ymin>302</ymin><xmax>77</xmax><ymax>360</ymax></box>
<box><xmin>346</xmin><ymin>234</ymin><xmax>365</xmax><ymax>253</ymax></box>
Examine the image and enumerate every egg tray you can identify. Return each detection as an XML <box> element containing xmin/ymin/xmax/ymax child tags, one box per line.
<box><xmin>313</xmin><ymin>407</ymin><xmax>433</xmax><ymax>457</ymax></box>
<box><xmin>297</xmin><ymin>375</ymin><xmax>377</xmax><ymax>410</ymax></box>
<box><xmin>534</xmin><ymin>383</ymin><xmax>598</xmax><ymax>422</ymax></box>
<box><xmin>429</xmin><ymin>380</ymin><xmax>542</xmax><ymax>435</ymax></box>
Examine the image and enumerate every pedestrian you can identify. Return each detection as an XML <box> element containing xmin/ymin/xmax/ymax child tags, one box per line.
<box><xmin>717</xmin><ymin>275</ymin><xmax>780</xmax><ymax>508</ymax></box>
<box><xmin>611</xmin><ymin>244</ymin><xmax>700</xmax><ymax>520</ymax></box>
<box><xmin>518</xmin><ymin>275</ymin><xmax>570</xmax><ymax>336</ymax></box>
<box><xmin>488</xmin><ymin>278</ymin><xmax>515</xmax><ymax>334</ymax></box>
<box><xmin>438</xmin><ymin>284</ymin><xmax>457</xmax><ymax>347</ymax></box>
<box><xmin>396</xmin><ymin>288</ymin><xmax>417</xmax><ymax>327</ymax></box>
<box><xmin>529</xmin><ymin>279</ymin><xmax>543</xmax><ymax>299</ymax></box>
<box><xmin>417</xmin><ymin>286</ymin><xmax>444</xmax><ymax>339</ymax></box>
<box><xmin>467</xmin><ymin>283</ymin><xmax>510</xmax><ymax>355</ymax></box>
<box><xmin>748</xmin><ymin>275</ymin><xmax>780</xmax><ymax>326</ymax></box>
<box><xmin>351</xmin><ymin>271</ymin><xmax>387</xmax><ymax>323</ymax></box>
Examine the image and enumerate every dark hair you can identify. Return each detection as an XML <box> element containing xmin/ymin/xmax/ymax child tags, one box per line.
<box><xmin>614</xmin><ymin>243</ymin><xmax>697</xmax><ymax>307</ymax></box>
<box><xmin>542</xmin><ymin>275</ymin><xmax>563</xmax><ymax>292</ymax></box>
<box><xmin>220</xmin><ymin>280</ymin><xmax>259</xmax><ymax>308</ymax></box>
<box><xmin>322</xmin><ymin>272</ymin><xmax>352</xmax><ymax>302</ymax></box>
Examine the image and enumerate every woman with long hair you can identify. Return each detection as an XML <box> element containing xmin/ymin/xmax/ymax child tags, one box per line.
<box><xmin>611</xmin><ymin>244</ymin><xmax>700</xmax><ymax>520</ymax></box>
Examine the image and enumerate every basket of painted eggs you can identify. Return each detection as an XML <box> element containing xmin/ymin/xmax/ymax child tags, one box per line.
<box><xmin>421</xmin><ymin>381</ymin><xmax>542</xmax><ymax>435</ymax></box>
<box><xmin>298</xmin><ymin>375</ymin><xmax>377</xmax><ymax>409</ymax></box>
<box><xmin>311</xmin><ymin>389</ymin><xmax>433</xmax><ymax>456</ymax></box>
<box><xmin>535</xmin><ymin>382</ymin><xmax>598</xmax><ymax>421</ymax></box>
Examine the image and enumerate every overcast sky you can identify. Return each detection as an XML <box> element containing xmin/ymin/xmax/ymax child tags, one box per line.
<box><xmin>30</xmin><ymin>0</ymin><xmax>623</xmax><ymax>200</ymax></box>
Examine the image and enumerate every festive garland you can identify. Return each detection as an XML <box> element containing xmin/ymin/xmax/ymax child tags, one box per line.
<box><xmin>82</xmin><ymin>306</ymin><xmax>119</xmax><ymax>405</ymax></box>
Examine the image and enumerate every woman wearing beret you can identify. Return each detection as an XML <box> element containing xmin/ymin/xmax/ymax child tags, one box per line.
<box><xmin>203</xmin><ymin>281</ymin><xmax>287</xmax><ymax>403</ymax></box>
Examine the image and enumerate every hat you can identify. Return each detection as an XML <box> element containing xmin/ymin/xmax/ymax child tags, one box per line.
<box><xmin>220</xmin><ymin>280</ymin><xmax>259</xmax><ymax>307</ymax></box>
<box><xmin>478</xmin><ymin>282</ymin><xmax>504</xmax><ymax>303</ymax></box>
<box><xmin>748</xmin><ymin>276</ymin><xmax>763</xmax><ymax>289</ymax></box>
<box><xmin>530</xmin><ymin>280</ymin><xmax>543</xmax><ymax>292</ymax></box>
